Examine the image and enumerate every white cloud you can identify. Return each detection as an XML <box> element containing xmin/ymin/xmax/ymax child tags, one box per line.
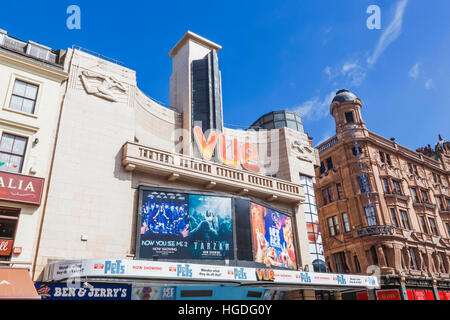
<box><xmin>408</xmin><ymin>63</ymin><xmax>420</xmax><ymax>79</ymax></box>
<box><xmin>367</xmin><ymin>0</ymin><xmax>409</xmax><ymax>66</ymax></box>
<box><xmin>341</xmin><ymin>61</ymin><xmax>366</xmax><ymax>86</ymax></box>
<box><xmin>292</xmin><ymin>91</ymin><xmax>337</xmax><ymax>121</ymax></box>
<box><xmin>425</xmin><ymin>79</ymin><xmax>434</xmax><ymax>89</ymax></box>
<box><xmin>324</xmin><ymin>66</ymin><xmax>332</xmax><ymax>77</ymax></box>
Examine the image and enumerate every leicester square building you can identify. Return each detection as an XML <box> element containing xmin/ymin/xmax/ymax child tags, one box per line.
<box><xmin>314</xmin><ymin>89</ymin><xmax>450</xmax><ymax>300</ymax></box>
<box><xmin>0</xmin><ymin>30</ymin><xmax>378</xmax><ymax>300</ymax></box>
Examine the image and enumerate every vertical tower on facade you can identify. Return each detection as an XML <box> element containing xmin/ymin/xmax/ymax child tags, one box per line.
<box><xmin>169</xmin><ymin>31</ymin><xmax>224</xmax><ymax>156</ymax></box>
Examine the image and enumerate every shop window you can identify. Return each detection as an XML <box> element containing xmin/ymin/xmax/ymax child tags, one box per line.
<box><xmin>0</xmin><ymin>211</ymin><xmax>19</xmax><ymax>261</ymax></box>
<box><xmin>333</xmin><ymin>252</ymin><xmax>349</xmax><ymax>273</ymax></box>
<box><xmin>342</xmin><ymin>213</ymin><xmax>351</xmax><ymax>232</ymax></box>
<box><xmin>364</xmin><ymin>206</ymin><xmax>377</xmax><ymax>226</ymax></box>
<box><xmin>180</xmin><ymin>290</ymin><xmax>213</xmax><ymax>298</ymax></box>
<box><xmin>419</xmin><ymin>216</ymin><xmax>428</xmax><ymax>234</ymax></box>
<box><xmin>327</xmin><ymin>216</ymin><xmax>340</xmax><ymax>236</ymax></box>
<box><xmin>428</xmin><ymin>217</ymin><xmax>438</xmax><ymax>236</ymax></box>
<box><xmin>0</xmin><ymin>133</ymin><xmax>28</xmax><ymax>174</ymax></box>
<box><xmin>400</xmin><ymin>210</ymin><xmax>410</xmax><ymax>230</ymax></box>
<box><xmin>390</xmin><ymin>208</ymin><xmax>399</xmax><ymax>227</ymax></box>
<box><xmin>345</xmin><ymin>112</ymin><xmax>354</xmax><ymax>123</ymax></box>
<box><xmin>9</xmin><ymin>79</ymin><xmax>39</xmax><ymax>114</ymax></box>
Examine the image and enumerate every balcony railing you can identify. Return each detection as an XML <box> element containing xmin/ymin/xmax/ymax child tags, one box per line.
<box><xmin>122</xmin><ymin>142</ymin><xmax>303</xmax><ymax>202</ymax></box>
<box><xmin>356</xmin><ymin>225</ymin><xmax>396</xmax><ymax>238</ymax></box>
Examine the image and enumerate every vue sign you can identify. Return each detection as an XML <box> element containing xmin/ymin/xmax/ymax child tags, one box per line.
<box><xmin>193</xmin><ymin>126</ymin><xmax>260</xmax><ymax>173</ymax></box>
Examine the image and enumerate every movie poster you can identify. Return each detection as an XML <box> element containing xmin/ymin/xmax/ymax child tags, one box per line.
<box><xmin>138</xmin><ymin>191</ymin><xmax>233</xmax><ymax>260</ymax></box>
<box><xmin>188</xmin><ymin>195</ymin><xmax>233</xmax><ymax>259</ymax></box>
<box><xmin>250</xmin><ymin>202</ymin><xmax>297</xmax><ymax>270</ymax></box>
<box><xmin>139</xmin><ymin>191</ymin><xmax>190</xmax><ymax>259</ymax></box>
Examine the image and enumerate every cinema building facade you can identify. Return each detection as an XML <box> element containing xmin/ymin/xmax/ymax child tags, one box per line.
<box><xmin>314</xmin><ymin>89</ymin><xmax>450</xmax><ymax>300</ymax></box>
<box><xmin>1</xmin><ymin>30</ymin><xmax>378</xmax><ymax>300</ymax></box>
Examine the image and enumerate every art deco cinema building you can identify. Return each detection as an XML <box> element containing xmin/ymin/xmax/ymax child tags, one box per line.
<box><xmin>315</xmin><ymin>89</ymin><xmax>450</xmax><ymax>300</ymax></box>
<box><xmin>18</xmin><ymin>31</ymin><xmax>381</xmax><ymax>300</ymax></box>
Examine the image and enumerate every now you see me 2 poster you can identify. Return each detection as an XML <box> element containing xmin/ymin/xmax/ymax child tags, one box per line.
<box><xmin>139</xmin><ymin>190</ymin><xmax>233</xmax><ymax>260</ymax></box>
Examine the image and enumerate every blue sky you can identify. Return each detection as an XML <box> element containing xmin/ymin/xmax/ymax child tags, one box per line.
<box><xmin>1</xmin><ymin>0</ymin><xmax>449</xmax><ymax>150</ymax></box>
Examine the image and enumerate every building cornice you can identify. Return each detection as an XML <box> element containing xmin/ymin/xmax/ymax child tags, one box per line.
<box><xmin>0</xmin><ymin>49</ymin><xmax>68</xmax><ymax>82</ymax></box>
<box><xmin>168</xmin><ymin>31</ymin><xmax>222</xmax><ymax>57</ymax></box>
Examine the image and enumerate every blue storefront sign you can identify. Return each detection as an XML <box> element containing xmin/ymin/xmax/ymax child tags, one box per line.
<box><xmin>35</xmin><ymin>283</ymin><xmax>131</xmax><ymax>300</ymax></box>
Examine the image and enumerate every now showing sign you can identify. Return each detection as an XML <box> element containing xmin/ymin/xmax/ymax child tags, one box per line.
<box><xmin>0</xmin><ymin>171</ymin><xmax>44</xmax><ymax>205</ymax></box>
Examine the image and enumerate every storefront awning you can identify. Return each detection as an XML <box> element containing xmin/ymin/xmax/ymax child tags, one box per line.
<box><xmin>0</xmin><ymin>268</ymin><xmax>41</xmax><ymax>300</ymax></box>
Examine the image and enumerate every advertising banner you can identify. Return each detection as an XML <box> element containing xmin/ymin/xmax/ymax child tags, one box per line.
<box><xmin>34</xmin><ymin>283</ymin><xmax>130</xmax><ymax>300</ymax></box>
<box><xmin>376</xmin><ymin>289</ymin><xmax>401</xmax><ymax>300</ymax></box>
<box><xmin>138</xmin><ymin>191</ymin><xmax>233</xmax><ymax>260</ymax></box>
<box><xmin>250</xmin><ymin>202</ymin><xmax>297</xmax><ymax>269</ymax></box>
<box><xmin>132</xmin><ymin>286</ymin><xmax>176</xmax><ymax>300</ymax></box>
<box><xmin>188</xmin><ymin>194</ymin><xmax>233</xmax><ymax>259</ymax></box>
<box><xmin>0</xmin><ymin>171</ymin><xmax>44</xmax><ymax>205</ymax></box>
<box><xmin>44</xmin><ymin>259</ymin><xmax>379</xmax><ymax>289</ymax></box>
<box><xmin>0</xmin><ymin>239</ymin><xmax>13</xmax><ymax>256</ymax></box>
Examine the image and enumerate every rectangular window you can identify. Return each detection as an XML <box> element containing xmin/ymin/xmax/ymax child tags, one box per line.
<box><xmin>383</xmin><ymin>178</ymin><xmax>390</xmax><ymax>193</ymax></box>
<box><xmin>320</xmin><ymin>162</ymin><xmax>326</xmax><ymax>174</ymax></box>
<box><xmin>0</xmin><ymin>133</ymin><xmax>28</xmax><ymax>173</ymax></box>
<box><xmin>336</xmin><ymin>183</ymin><xmax>344</xmax><ymax>200</ymax></box>
<box><xmin>364</xmin><ymin>206</ymin><xmax>377</xmax><ymax>226</ymax></box>
<box><xmin>408</xmin><ymin>163</ymin><xmax>413</xmax><ymax>174</ymax></box>
<box><xmin>392</xmin><ymin>180</ymin><xmax>403</xmax><ymax>195</ymax></box>
<box><xmin>400</xmin><ymin>210</ymin><xmax>410</xmax><ymax>229</ymax></box>
<box><xmin>9</xmin><ymin>80</ymin><xmax>39</xmax><ymax>114</ymax></box>
<box><xmin>345</xmin><ymin>112</ymin><xmax>354</xmax><ymax>123</ymax></box>
<box><xmin>333</xmin><ymin>252</ymin><xmax>349</xmax><ymax>273</ymax></box>
<box><xmin>358</xmin><ymin>176</ymin><xmax>371</xmax><ymax>193</ymax></box>
<box><xmin>326</xmin><ymin>157</ymin><xmax>333</xmax><ymax>170</ymax></box>
<box><xmin>428</xmin><ymin>218</ymin><xmax>438</xmax><ymax>236</ymax></box>
<box><xmin>342</xmin><ymin>213</ymin><xmax>351</xmax><ymax>232</ymax></box>
<box><xmin>327</xmin><ymin>216</ymin><xmax>340</xmax><ymax>236</ymax></box>
<box><xmin>411</xmin><ymin>188</ymin><xmax>419</xmax><ymax>203</ymax></box>
<box><xmin>421</xmin><ymin>190</ymin><xmax>430</xmax><ymax>203</ymax></box>
<box><xmin>353</xmin><ymin>256</ymin><xmax>361</xmax><ymax>273</ymax></box>
<box><xmin>409</xmin><ymin>248</ymin><xmax>418</xmax><ymax>270</ymax></box>
<box><xmin>385</xmin><ymin>154</ymin><xmax>392</xmax><ymax>166</ymax></box>
<box><xmin>446</xmin><ymin>223</ymin><xmax>450</xmax><ymax>237</ymax></box>
<box><xmin>437</xmin><ymin>197</ymin><xmax>445</xmax><ymax>211</ymax></box>
<box><xmin>419</xmin><ymin>216</ymin><xmax>428</xmax><ymax>234</ymax></box>
<box><xmin>413</xmin><ymin>165</ymin><xmax>418</xmax><ymax>175</ymax></box>
<box><xmin>379</xmin><ymin>151</ymin><xmax>385</xmax><ymax>163</ymax></box>
<box><xmin>390</xmin><ymin>208</ymin><xmax>399</xmax><ymax>227</ymax></box>
<box><xmin>438</xmin><ymin>253</ymin><xmax>447</xmax><ymax>273</ymax></box>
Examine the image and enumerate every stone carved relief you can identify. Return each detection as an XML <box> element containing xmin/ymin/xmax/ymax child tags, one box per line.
<box><xmin>80</xmin><ymin>70</ymin><xmax>127</xmax><ymax>102</ymax></box>
<box><xmin>290</xmin><ymin>140</ymin><xmax>315</xmax><ymax>162</ymax></box>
